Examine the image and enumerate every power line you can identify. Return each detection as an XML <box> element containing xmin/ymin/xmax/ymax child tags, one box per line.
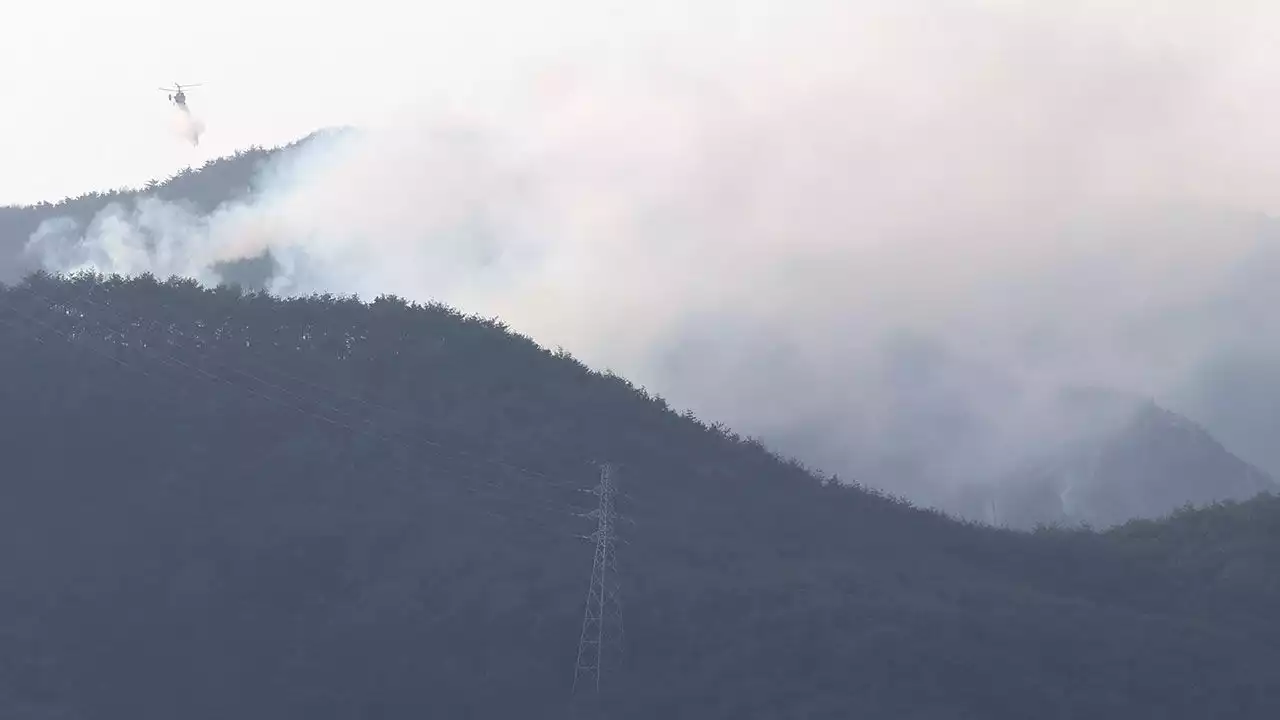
<box><xmin>571</xmin><ymin>462</ymin><xmax>626</xmax><ymax>715</ymax></box>
<box><xmin>3</xmin><ymin>278</ymin><xmax>645</xmax><ymax>712</ymax></box>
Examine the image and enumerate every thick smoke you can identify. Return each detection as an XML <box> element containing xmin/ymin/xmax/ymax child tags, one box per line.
<box><xmin>23</xmin><ymin>0</ymin><xmax>1280</xmax><ymax>511</ymax></box>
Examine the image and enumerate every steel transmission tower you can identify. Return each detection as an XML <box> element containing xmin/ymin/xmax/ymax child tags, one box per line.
<box><xmin>571</xmin><ymin>462</ymin><xmax>625</xmax><ymax>707</ymax></box>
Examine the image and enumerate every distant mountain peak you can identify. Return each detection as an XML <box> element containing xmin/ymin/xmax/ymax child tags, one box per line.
<box><xmin>976</xmin><ymin>398</ymin><xmax>1276</xmax><ymax>529</ymax></box>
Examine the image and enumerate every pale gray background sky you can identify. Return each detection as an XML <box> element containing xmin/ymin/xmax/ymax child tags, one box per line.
<box><xmin>12</xmin><ymin>1</ymin><xmax>1273</xmax><ymax>206</ymax></box>
<box><xmin>0</xmin><ymin>0</ymin><xmax>719</xmax><ymax>204</ymax></box>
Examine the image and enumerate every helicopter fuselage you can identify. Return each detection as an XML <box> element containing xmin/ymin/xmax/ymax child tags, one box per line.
<box><xmin>160</xmin><ymin>82</ymin><xmax>200</xmax><ymax>113</ymax></box>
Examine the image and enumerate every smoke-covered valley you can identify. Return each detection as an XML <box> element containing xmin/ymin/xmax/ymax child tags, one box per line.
<box><xmin>9</xmin><ymin>0</ymin><xmax>1280</xmax><ymax>522</ymax></box>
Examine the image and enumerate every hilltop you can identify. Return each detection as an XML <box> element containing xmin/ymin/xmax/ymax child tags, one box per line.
<box><xmin>4</xmin><ymin>136</ymin><xmax>1276</xmax><ymax>535</ymax></box>
<box><xmin>0</xmin><ymin>271</ymin><xmax>1277</xmax><ymax>718</ymax></box>
<box><xmin>0</xmin><ymin>130</ymin><xmax>341</xmax><ymax>285</ymax></box>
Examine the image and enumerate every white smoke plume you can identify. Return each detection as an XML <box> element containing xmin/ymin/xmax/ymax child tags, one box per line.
<box><xmin>172</xmin><ymin>107</ymin><xmax>205</xmax><ymax>147</ymax></box>
<box><xmin>22</xmin><ymin>0</ymin><xmax>1280</xmax><ymax>511</ymax></box>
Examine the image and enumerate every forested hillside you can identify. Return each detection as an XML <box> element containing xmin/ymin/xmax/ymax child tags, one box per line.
<box><xmin>0</xmin><ymin>272</ymin><xmax>1277</xmax><ymax>719</ymax></box>
<box><xmin>5</xmin><ymin>135</ymin><xmax>1276</xmax><ymax>533</ymax></box>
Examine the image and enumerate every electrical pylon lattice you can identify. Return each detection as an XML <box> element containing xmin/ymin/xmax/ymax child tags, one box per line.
<box><xmin>571</xmin><ymin>462</ymin><xmax>625</xmax><ymax>704</ymax></box>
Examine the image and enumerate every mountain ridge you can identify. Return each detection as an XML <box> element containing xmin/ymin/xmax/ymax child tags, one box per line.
<box><xmin>955</xmin><ymin>394</ymin><xmax>1278</xmax><ymax>529</ymax></box>
<box><xmin>3</xmin><ymin>134</ymin><xmax>1274</xmax><ymax>530</ymax></box>
<box><xmin>0</xmin><ymin>130</ymin><xmax>338</xmax><ymax>284</ymax></box>
<box><xmin>0</xmin><ymin>270</ymin><xmax>1276</xmax><ymax>717</ymax></box>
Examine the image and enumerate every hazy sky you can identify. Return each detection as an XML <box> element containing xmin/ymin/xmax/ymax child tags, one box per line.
<box><xmin>4</xmin><ymin>0</ymin><xmax>1276</xmax><ymax>204</ymax></box>
<box><xmin>13</xmin><ymin>0</ymin><xmax>1280</xmax><ymax>516</ymax></box>
<box><xmin>0</xmin><ymin>0</ymin><xmax>674</xmax><ymax>203</ymax></box>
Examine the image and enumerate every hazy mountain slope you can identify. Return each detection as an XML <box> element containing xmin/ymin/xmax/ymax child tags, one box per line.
<box><xmin>954</xmin><ymin>392</ymin><xmax>1277</xmax><ymax>529</ymax></box>
<box><xmin>0</xmin><ymin>273</ymin><xmax>1277</xmax><ymax>718</ymax></box>
<box><xmin>0</xmin><ymin>131</ymin><xmax>338</xmax><ymax>284</ymax></box>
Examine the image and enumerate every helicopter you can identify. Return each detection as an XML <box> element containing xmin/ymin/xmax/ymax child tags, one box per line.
<box><xmin>159</xmin><ymin>82</ymin><xmax>203</xmax><ymax>110</ymax></box>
